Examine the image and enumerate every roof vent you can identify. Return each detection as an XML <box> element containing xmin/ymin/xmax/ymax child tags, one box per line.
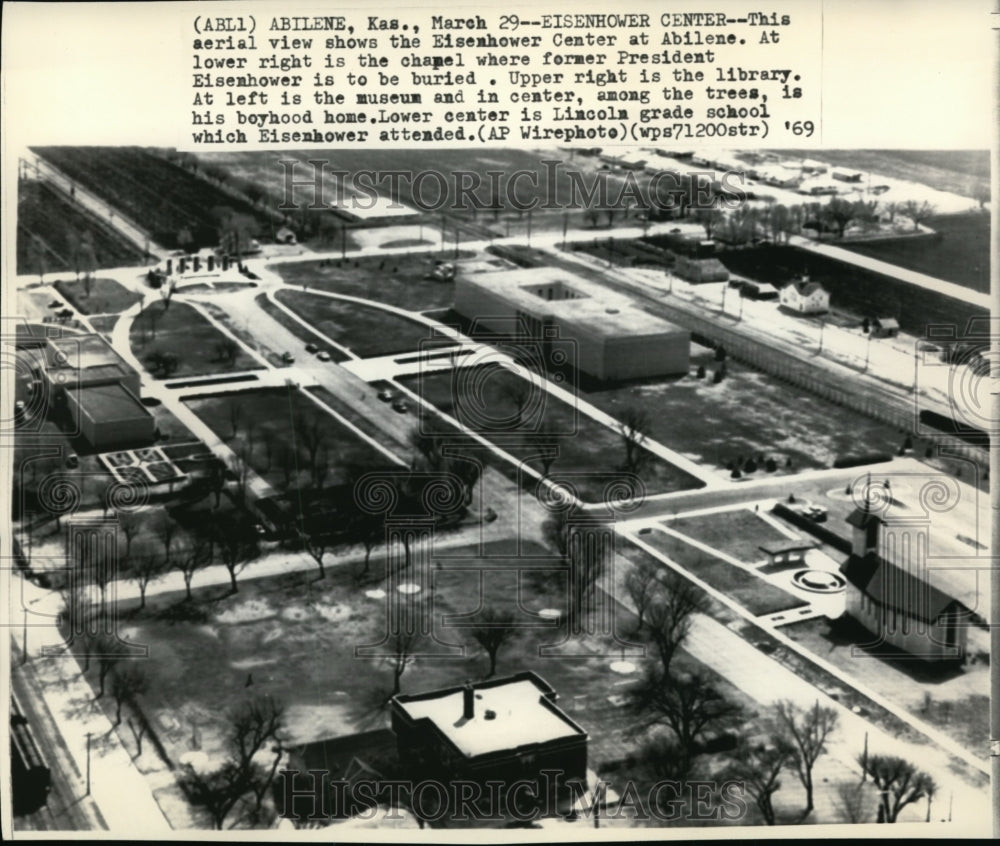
<box><xmin>484</xmin><ymin>709</ymin><xmax>497</xmax><ymax>720</ymax></box>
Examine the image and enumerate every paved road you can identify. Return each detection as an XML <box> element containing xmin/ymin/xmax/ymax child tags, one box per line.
<box><xmin>10</xmin><ymin>665</ymin><xmax>107</xmax><ymax>831</ymax></box>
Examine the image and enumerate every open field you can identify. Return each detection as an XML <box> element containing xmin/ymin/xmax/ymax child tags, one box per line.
<box><xmin>580</xmin><ymin>344</ymin><xmax>903</xmax><ymax>474</ymax></box>
<box><xmin>17</xmin><ymin>180</ymin><xmax>147</xmax><ymax>274</ymax></box>
<box><xmin>53</xmin><ymin>277</ymin><xmax>142</xmax><ymax>315</ymax></box>
<box><xmin>636</xmin><ymin>530</ymin><xmax>807</xmax><ymax>618</ymax></box>
<box><xmin>270</xmin><ymin>251</ymin><xmax>473</xmax><ymax>312</ymax></box>
<box><xmin>718</xmin><ymin>244</ymin><xmax>988</xmax><ymax>335</ymax></box>
<box><xmin>397</xmin><ymin>364</ymin><xmax>705</xmax><ymax>501</ymax></box>
<box><xmin>666</xmin><ymin>509</ymin><xmax>795</xmax><ymax>565</ymax></box>
<box><xmin>200</xmin><ymin>148</ymin><xmax>648</xmax><ymax>237</ymax></box>
<box><xmin>95</xmin><ymin>538</ymin><xmax>746</xmax><ymax>811</ymax></box>
<box><xmin>130</xmin><ymin>301</ymin><xmax>262</xmax><ymax>379</ymax></box>
<box><xmin>274</xmin><ymin>290</ymin><xmax>455</xmax><ymax>358</ymax></box>
<box><xmin>183</xmin><ymin>386</ymin><xmax>395</xmax><ymax>491</ymax></box>
<box><xmin>31</xmin><ymin>147</ymin><xmax>270</xmax><ymax>250</ymax></box>
<box><xmin>838</xmin><ymin>212</ymin><xmax>990</xmax><ymax>293</ymax></box>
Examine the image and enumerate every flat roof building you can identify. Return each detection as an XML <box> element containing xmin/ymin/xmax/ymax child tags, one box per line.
<box><xmin>455</xmin><ymin>267</ymin><xmax>690</xmax><ymax>382</ymax></box>
<box><xmin>391</xmin><ymin>672</ymin><xmax>588</xmax><ymax>808</ymax></box>
<box><xmin>42</xmin><ymin>333</ymin><xmax>154</xmax><ymax>450</ymax></box>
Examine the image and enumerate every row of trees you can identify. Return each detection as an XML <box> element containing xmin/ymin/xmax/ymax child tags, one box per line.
<box><xmin>687</xmin><ymin>197</ymin><xmax>938</xmax><ymax>245</ymax></box>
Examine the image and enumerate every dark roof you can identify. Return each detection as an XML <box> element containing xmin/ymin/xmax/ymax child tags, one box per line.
<box><xmin>846</xmin><ymin>506</ymin><xmax>881</xmax><ymax>529</ymax></box>
<box><xmin>759</xmin><ymin>539</ymin><xmax>814</xmax><ymax>555</ymax></box>
<box><xmin>790</xmin><ymin>281</ymin><xmax>825</xmax><ymax>297</ymax></box>
<box><xmin>75</xmin><ymin>383</ymin><xmax>151</xmax><ymax>423</ymax></box>
<box><xmin>841</xmin><ymin>553</ymin><xmax>965</xmax><ymax>623</ymax></box>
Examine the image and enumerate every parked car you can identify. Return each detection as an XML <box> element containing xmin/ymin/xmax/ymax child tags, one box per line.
<box><xmin>391</xmin><ymin>399</ymin><xmax>409</xmax><ymax>414</ymax></box>
<box><xmin>65</xmin><ymin>453</ymin><xmax>79</xmax><ymax>469</ymax></box>
<box><xmin>805</xmin><ymin>505</ymin><xmax>828</xmax><ymax>523</ymax></box>
<box><xmin>316</xmin><ymin>351</ymin><xmax>331</xmax><ymax>362</ymax></box>
<box><xmin>305</xmin><ymin>343</ymin><xmax>318</xmax><ymax>353</ymax></box>
<box><xmin>377</xmin><ymin>389</ymin><xmax>395</xmax><ymax>402</ymax></box>
<box><xmin>281</xmin><ymin>352</ymin><xmax>295</xmax><ymax>364</ymax></box>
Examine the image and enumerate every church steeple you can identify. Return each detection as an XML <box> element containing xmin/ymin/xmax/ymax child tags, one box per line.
<box><xmin>846</xmin><ymin>479</ymin><xmax>881</xmax><ymax>558</ymax></box>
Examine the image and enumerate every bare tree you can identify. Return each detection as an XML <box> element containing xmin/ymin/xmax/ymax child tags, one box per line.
<box><xmin>468</xmin><ymin>607</ymin><xmax>518</xmax><ymax>677</ymax></box>
<box><xmin>618</xmin><ymin>407</ymin><xmax>652</xmax><ymax>475</ymax></box>
<box><xmin>298</xmin><ymin>526</ymin><xmax>329</xmax><ymax>580</ymax></box>
<box><xmin>859</xmin><ymin>754</ymin><xmax>936</xmax><ymax>823</ymax></box>
<box><xmin>387</xmin><ymin>630</ymin><xmax>421</xmax><ymax>695</ymax></box>
<box><xmin>774</xmin><ymin>699</ymin><xmax>839</xmax><ymax>815</ymax></box>
<box><xmin>174</xmin><ymin>535</ymin><xmax>212</xmax><ymax>601</ymax></box>
<box><xmin>109</xmin><ymin>662</ymin><xmax>150</xmax><ymax>726</ymax></box>
<box><xmin>94</xmin><ymin>634</ymin><xmax>128</xmax><ymax>699</ymax></box>
<box><xmin>901</xmin><ymin>199</ymin><xmax>936</xmax><ymax>232</ymax></box>
<box><xmin>637</xmin><ymin>570</ymin><xmax>706</xmax><ymax>677</ymax></box>
<box><xmin>129</xmin><ymin>555</ymin><xmax>163</xmax><ymax>611</ymax></box>
<box><xmin>726</xmin><ymin>736</ymin><xmax>796</xmax><ymax>825</ymax></box>
<box><xmin>154</xmin><ymin>512</ymin><xmax>178</xmax><ymax>565</ymax></box>
<box><xmin>118</xmin><ymin>511</ymin><xmax>142</xmax><ymax>563</ymax></box>
<box><xmin>179</xmin><ymin>695</ymin><xmax>285</xmax><ymax>830</ymax></box>
<box><xmin>624</xmin><ymin>557</ymin><xmax>662</xmax><ymax>632</ymax></box>
<box><xmin>630</xmin><ymin>669</ymin><xmax>742</xmax><ymax>774</ymax></box>
<box><xmin>215</xmin><ymin>516</ymin><xmax>259</xmax><ymax>594</ymax></box>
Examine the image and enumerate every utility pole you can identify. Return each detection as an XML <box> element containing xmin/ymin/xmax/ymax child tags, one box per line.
<box><xmin>562</xmin><ymin>210</ymin><xmax>568</xmax><ymax>249</ymax></box>
<box><xmin>817</xmin><ymin>318</ymin><xmax>825</xmax><ymax>355</ymax></box>
<box><xmin>85</xmin><ymin>732</ymin><xmax>92</xmax><ymax>795</ymax></box>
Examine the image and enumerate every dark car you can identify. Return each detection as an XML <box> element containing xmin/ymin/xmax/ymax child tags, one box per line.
<box><xmin>377</xmin><ymin>389</ymin><xmax>395</xmax><ymax>402</ymax></box>
<box><xmin>305</xmin><ymin>343</ymin><xmax>318</xmax><ymax>354</ymax></box>
<box><xmin>391</xmin><ymin>399</ymin><xmax>409</xmax><ymax>414</ymax></box>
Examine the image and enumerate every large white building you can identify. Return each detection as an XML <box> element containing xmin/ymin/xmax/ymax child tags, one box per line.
<box><xmin>454</xmin><ymin>267</ymin><xmax>690</xmax><ymax>382</ymax></box>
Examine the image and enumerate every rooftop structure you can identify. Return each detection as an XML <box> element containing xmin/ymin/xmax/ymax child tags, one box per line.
<box><xmin>455</xmin><ymin>267</ymin><xmax>690</xmax><ymax>381</ymax></box>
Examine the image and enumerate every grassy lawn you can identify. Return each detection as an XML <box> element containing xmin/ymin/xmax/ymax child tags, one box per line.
<box><xmin>104</xmin><ymin>536</ymin><xmax>742</xmax><ymax>805</ymax></box>
<box><xmin>397</xmin><ymin>364</ymin><xmax>705</xmax><ymax>501</ymax></box>
<box><xmin>253</xmin><ymin>294</ymin><xmax>350</xmax><ymax>362</ymax></box>
<box><xmin>275</xmin><ymin>290</ymin><xmax>456</xmax><ymax>358</ymax></box>
<box><xmin>666</xmin><ymin>509</ymin><xmax>795</xmax><ymax>564</ymax></box>
<box><xmin>270</xmin><ymin>252</ymin><xmax>466</xmax><ymax>313</ymax></box>
<box><xmin>638</xmin><ymin>530</ymin><xmax>807</xmax><ymax>617</ymax></box>
<box><xmin>581</xmin><ymin>344</ymin><xmax>902</xmax><ymax>474</ymax></box>
<box><xmin>129</xmin><ymin>301</ymin><xmax>262</xmax><ymax>379</ymax></box>
<box><xmin>54</xmin><ymin>277</ymin><xmax>142</xmax><ymax>314</ymax></box>
<box><xmin>184</xmin><ymin>386</ymin><xmax>395</xmax><ymax>491</ymax></box>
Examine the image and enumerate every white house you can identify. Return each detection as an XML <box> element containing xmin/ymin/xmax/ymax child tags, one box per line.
<box><xmin>779</xmin><ymin>279</ymin><xmax>830</xmax><ymax>314</ymax></box>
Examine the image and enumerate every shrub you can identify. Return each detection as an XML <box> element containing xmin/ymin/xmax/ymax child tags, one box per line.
<box><xmin>765</xmin><ymin>458</ymin><xmax>777</xmax><ymax>473</ymax></box>
<box><xmin>713</xmin><ymin>369</ymin><xmax>724</xmax><ymax>384</ymax></box>
<box><xmin>731</xmin><ymin>468</ymin><xmax>742</xmax><ymax>479</ymax></box>
<box><xmin>743</xmin><ymin>459</ymin><xmax>757</xmax><ymax>473</ymax></box>
<box><xmin>696</xmin><ymin>364</ymin><xmax>706</xmax><ymax>378</ymax></box>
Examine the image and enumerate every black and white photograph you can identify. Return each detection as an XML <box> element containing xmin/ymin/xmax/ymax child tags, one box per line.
<box><xmin>1</xmin><ymin>0</ymin><xmax>996</xmax><ymax>837</ymax></box>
